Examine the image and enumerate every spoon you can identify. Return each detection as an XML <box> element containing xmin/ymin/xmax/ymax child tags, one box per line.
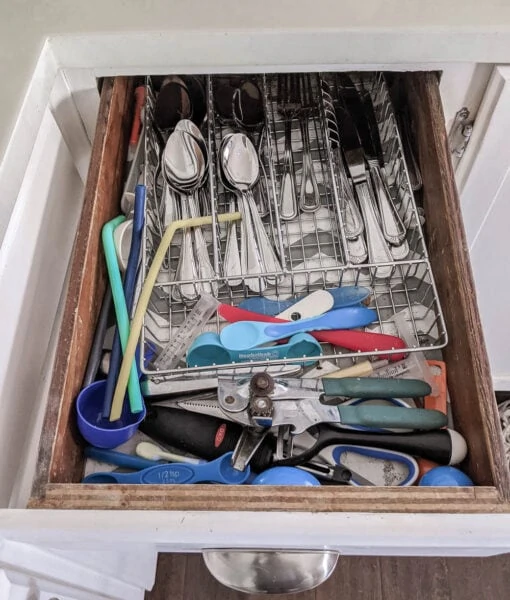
<box><xmin>175</xmin><ymin>119</ymin><xmax>209</xmax><ymax>172</ymax></box>
<box><xmin>219</xmin><ymin>306</ymin><xmax>377</xmax><ymax>351</ymax></box>
<box><xmin>238</xmin><ymin>286</ymin><xmax>372</xmax><ymax>316</ymax></box>
<box><xmin>163</xmin><ymin>129</ymin><xmax>205</xmax><ymax>187</ymax></box>
<box><xmin>154</xmin><ymin>76</ymin><xmax>192</xmax><ymax>132</ymax></box>
<box><xmin>173</xmin><ymin>122</ymin><xmax>218</xmax><ymax>295</ymax></box>
<box><xmin>180</xmin><ymin>75</ymin><xmax>207</xmax><ymax>127</ymax></box>
<box><xmin>187</xmin><ymin>331</ymin><xmax>322</xmax><ymax>367</ymax></box>
<box><xmin>233</xmin><ymin>80</ymin><xmax>270</xmax><ymax>217</ymax></box>
<box><xmin>220</xmin><ymin>134</ymin><xmax>265</xmax><ymax>291</ymax></box>
<box><xmin>221</xmin><ymin>134</ymin><xmax>282</xmax><ymax>290</ymax></box>
<box><xmin>82</xmin><ymin>452</ymin><xmax>250</xmax><ymax>485</ymax></box>
<box><xmin>164</xmin><ymin>128</ymin><xmax>213</xmax><ymax>300</ymax></box>
<box><xmin>218</xmin><ymin>134</ymin><xmax>244</xmax><ymax>288</ymax></box>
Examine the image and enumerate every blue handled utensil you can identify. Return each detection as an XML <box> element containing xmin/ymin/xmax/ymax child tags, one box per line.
<box><xmin>187</xmin><ymin>332</ymin><xmax>322</xmax><ymax>367</ymax></box>
<box><xmin>84</xmin><ymin>446</ymin><xmax>161</xmax><ymax>470</ymax></box>
<box><xmin>103</xmin><ymin>185</ymin><xmax>146</xmax><ymax>419</ymax></box>
<box><xmin>328</xmin><ymin>445</ymin><xmax>419</xmax><ymax>486</ymax></box>
<box><xmin>238</xmin><ymin>286</ymin><xmax>371</xmax><ymax>316</ymax></box>
<box><xmin>219</xmin><ymin>306</ymin><xmax>377</xmax><ymax>351</ymax></box>
<box><xmin>81</xmin><ymin>452</ymin><xmax>250</xmax><ymax>485</ymax></box>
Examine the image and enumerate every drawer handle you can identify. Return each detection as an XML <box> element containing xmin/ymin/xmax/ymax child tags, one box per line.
<box><xmin>202</xmin><ymin>549</ymin><xmax>338</xmax><ymax>594</ymax></box>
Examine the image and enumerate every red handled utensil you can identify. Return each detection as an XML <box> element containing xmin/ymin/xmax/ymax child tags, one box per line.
<box><xmin>218</xmin><ymin>304</ymin><xmax>406</xmax><ymax>361</ymax></box>
<box><xmin>127</xmin><ymin>86</ymin><xmax>146</xmax><ymax>162</ymax></box>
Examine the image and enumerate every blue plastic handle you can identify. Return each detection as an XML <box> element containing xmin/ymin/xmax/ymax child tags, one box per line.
<box><xmin>239</xmin><ymin>286</ymin><xmax>371</xmax><ymax>316</ymax></box>
<box><xmin>101</xmin><ymin>216</ymin><xmax>143</xmax><ymax>417</ymax></box>
<box><xmin>84</xmin><ymin>446</ymin><xmax>160</xmax><ymax>470</ymax></box>
<box><xmin>263</xmin><ymin>307</ymin><xmax>377</xmax><ymax>338</ymax></box>
<box><xmin>103</xmin><ymin>185</ymin><xmax>146</xmax><ymax>418</ymax></box>
<box><xmin>81</xmin><ymin>452</ymin><xmax>250</xmax><ymax>485</ymax></box>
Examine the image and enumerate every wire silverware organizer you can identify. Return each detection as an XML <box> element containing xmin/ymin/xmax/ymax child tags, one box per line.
<box><xmin>141</xmin><ymin>72</ymin><xmax>447</xmax><ymax>377</ymax></box>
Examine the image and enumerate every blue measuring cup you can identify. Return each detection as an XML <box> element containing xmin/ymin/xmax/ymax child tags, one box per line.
<box><xmin>81</xmin><ymin>452</ymin><xmax>250</xmax><ymax>485</ymax></box>
<box><xmin>187</xmin><ymin>332</ymin><xmax>322</xmax><ymax>367</ymax></box>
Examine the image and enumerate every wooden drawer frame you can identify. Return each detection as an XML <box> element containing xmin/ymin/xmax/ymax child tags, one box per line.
<box><xmin>29</xmin><ymin>73</ymin><xmax>510</xmax><ymax>512</ymax></box>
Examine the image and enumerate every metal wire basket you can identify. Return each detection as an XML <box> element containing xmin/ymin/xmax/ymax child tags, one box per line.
<box><xmin>140</xmin><ymin>72</ymin><xmax>447</xmax><ymax>378</ymax></box>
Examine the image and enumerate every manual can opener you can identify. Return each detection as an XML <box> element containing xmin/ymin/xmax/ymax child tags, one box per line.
<box><xmin>155</xmin><ymin>373</ymin><xmax>445</xmax><ymax>435</ymax></box>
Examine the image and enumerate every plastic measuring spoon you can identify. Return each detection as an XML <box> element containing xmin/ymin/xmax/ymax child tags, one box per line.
<box><xmin>239</xmin><ymin>286</ymin><xmax>371</xmax><ymax>316</ymax></box>
<box><xmin>187</xmin><ymin>332</ymin><xmax>322</xmax><ymax>367</ymax></box>
<box><xmin>220</xmin><ymin>307</ymin><xmax>377</xmax><ymax>351</ymax></box>
<box><xmin>81</xmin><ymin>452</ymin><xmax>250</xmax><ymax>485</ymax></box>
<box><xmin>218</xmin><ymin>304</ymin><xmax>406</xmax><ymax>361</ymax></box>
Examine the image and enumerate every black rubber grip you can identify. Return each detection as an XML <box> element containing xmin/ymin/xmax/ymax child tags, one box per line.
<box><xmin>273</xmin><ymin>427</ymin><xmax>455</xmax><ymax>467</ymax></box>
<box><xmin>140</xmin><ymin>406</ymin><xmax>275</xmax><ymax>472</ymax></box>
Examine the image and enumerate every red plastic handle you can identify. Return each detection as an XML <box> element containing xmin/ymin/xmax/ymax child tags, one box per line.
<box><xmin>218</xmin><ymin>304</ymin><xmax>407</xmax><ymax>361</ymax></box>
<box><xmin>129</xmin><ymin>86</ymin><xmax>146</xmax><ymax>148</ymax></box>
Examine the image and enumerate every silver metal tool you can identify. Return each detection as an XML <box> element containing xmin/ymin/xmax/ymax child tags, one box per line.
<box><xmin>155</xmin><ymin>372</ymin><xmax>444</xmax><ymax>437</ymax></box>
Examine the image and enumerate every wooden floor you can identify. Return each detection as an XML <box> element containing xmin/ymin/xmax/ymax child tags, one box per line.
<box><xmin>146</xmin><ymin>553</ymin><xmax>510</xmax><ymax>599</ymax></box>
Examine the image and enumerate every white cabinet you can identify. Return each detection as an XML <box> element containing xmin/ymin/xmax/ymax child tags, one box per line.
<box><xmin>0</xmin><ymin>29</ymin><xmax>509</xmax><ymax>598</ymax></box>
<box><xmin>456</xmin><ymin>66</ymin><xmax>510</xmax><ymax>390</ymax></box>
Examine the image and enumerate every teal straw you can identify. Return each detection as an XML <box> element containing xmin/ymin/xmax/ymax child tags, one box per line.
<box><xmin>101</xmin><ymin>215</ymin><xmax>144</xmax><ymax>417</ymax></box>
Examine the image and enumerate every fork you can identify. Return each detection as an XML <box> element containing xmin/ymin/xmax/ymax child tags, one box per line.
<box><xmin>277</xmin><ymin>74</ymin><xmax>299</xmax><ymax>220</ymax></box>
<box><xmin>295</xmin><ymin>74</ymin><xmax>321</xmax><ymax>213</ymax></box>
<box><xmin>336</xmin><ymin>104</ymin><xmax>394</xmax><ymax>279</ymax></box>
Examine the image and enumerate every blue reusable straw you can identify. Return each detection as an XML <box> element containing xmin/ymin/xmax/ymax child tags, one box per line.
<box><xmin>102</xmin><ymin>184</ymin><xmax>146</xmax><ymax>419</ymax></box>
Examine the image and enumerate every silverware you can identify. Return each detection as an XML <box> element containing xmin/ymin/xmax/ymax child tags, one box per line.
<box><xmin>370</xmin><ymin>165</ymin><xmax>407</xmax><ymax>246</ymax></box>
<box><xmin>187</xmin><ymin>191</ymin><xmax>218</xmax><ymax>296</ymax></box>
<box><xmin>223</xmin><ymin>197</ymin><xmax>243</xmax><ymax>286</ymax></box>
<box><xmin>321</xmin><ymin>79</ymin><xmax>367</xmax><ymax>263</ymax></box>
<box><xmin>233</xmin><ymin>80</ymin><xmax>269</xmax><ymax>216</ymax></box>
<box><xmin>296</xmin><ymin>74</ymin><xmax>321</xmax><ymax>213</ymax></box>
<box><xmin>338</xmin><ymin>75</ymin><xmax>407</xmax><ymax>250</ymax></box>
<box><xmin>277</xmin><ymin>74</ymin><xmax>299</xmax><ymax>220</ymax></box>
<box><xmin>221</xmin><ymin>133</ymin><xmax>282</xmax><ymax>292</ymax></box>
<box><xmin>163</xmin><ymin>121</ymin><xmax>217</xmax><ymax>300</ymax></box>
<box><xmin>336</xmin><ymin>104</ymin><xmax>394</xmax><ymax>279</ymax></box>
<box><xmin>174</xmin><ymin>194</ymin><xmax>200</xmax><ymax>301</ymax></box>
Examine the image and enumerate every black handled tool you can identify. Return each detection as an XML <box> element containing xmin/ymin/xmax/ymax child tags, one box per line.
<box><xmin>273</xmin><ymin>425</ymin><xmax>467</xmax><ymax>467</ymax></box>
<box><xmin>140</xmin><ymin>406</ymin><xmax>275</xmax><ymax>472</ymax></box>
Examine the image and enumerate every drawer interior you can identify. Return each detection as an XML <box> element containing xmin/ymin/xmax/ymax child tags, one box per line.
<box><xmin>29</xmin><ymin>72</ymin><xmax>510</xmax><ymax>512</ymax></box>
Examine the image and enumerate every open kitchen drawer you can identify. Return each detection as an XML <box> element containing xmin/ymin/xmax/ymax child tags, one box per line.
<box><xmin>28</xmin><ymin>72</ymin><xmax>510</xmax><ymax>513</ymax></box>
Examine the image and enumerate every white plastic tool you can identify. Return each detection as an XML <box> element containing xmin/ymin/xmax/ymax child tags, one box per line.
<box><xmin>136</xmin><ymin>442</ymin><xmax>204</xmax><ymax>465</ymax></box>
<box><xmin>276</xmin><ymin>289</ymin><xmax>334</xmax><ymax>321</ymax></box>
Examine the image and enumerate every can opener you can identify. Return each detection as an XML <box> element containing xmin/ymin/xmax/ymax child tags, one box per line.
<box><xmin>155</xmin><ymin>372</ymin><xmax>446</xmax><ymax>470</ymax></box>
